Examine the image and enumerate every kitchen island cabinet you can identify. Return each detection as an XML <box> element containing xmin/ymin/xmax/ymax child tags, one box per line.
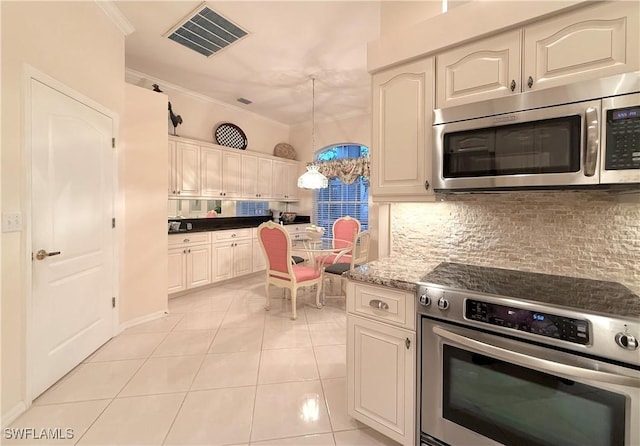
<box><xmin>346</xmin><ymin>281</ymin><xmax>416</xmax><ymax>446</ymax></box>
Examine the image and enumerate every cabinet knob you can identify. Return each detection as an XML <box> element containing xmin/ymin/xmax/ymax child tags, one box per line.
<box><xmin>424</xmin><ymin>180</ymin><xmax>430</xmax><ymax>190</ymax></box>
<box><xmin>510</xmin><ymin>80</ymin><xmax>516</xmax><ymax>91</ymax></box>
<box><xmin>527</xmin><ymin>76</ymin><xmax>534</xmax><ymax>88</ymax></box>
<box><xmin>177</xmin><ymin>190</ymin><xmax>181</xmax><ymax>195</ymax></box>
<box><xmin>405</xmin><ymin>338</ymin><xmax>411</xmax><ymax>349</ymax></box>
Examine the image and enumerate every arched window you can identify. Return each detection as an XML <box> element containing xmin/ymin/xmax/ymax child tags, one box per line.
<box><xmin>313</xmin><ymin>144</ymin><xmax>369</xmax><ymax>238</ymax></box>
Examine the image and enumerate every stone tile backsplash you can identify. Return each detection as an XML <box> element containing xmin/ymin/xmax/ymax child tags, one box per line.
<box><xmin>391</xmin><ymin>191</ymin><xmax>640</xmax><ymax>294</ymax></box>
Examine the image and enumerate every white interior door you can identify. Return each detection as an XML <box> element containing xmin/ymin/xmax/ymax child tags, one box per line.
<box><xmin>31</xmin><ymin>79</ymin><xmax>115</xmax><ymax>398</ymax></box>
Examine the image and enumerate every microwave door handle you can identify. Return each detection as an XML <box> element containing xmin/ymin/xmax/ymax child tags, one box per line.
<box><xmin>584</xmin><ymin>106</ymin><xmax>599</xmax><ymax>177</ymax></box>
<box><xmin>432</xmin><ymin>325</ymin><xmax>640</xmax><ymax>388</ymax></box>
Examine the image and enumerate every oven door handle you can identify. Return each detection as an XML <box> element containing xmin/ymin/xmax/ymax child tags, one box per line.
<box><xmin>433</xmin><ymin>326</ymin><xmax>640</xmax><ymax>388</ymax></box>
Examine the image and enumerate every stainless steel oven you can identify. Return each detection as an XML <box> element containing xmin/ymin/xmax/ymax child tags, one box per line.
<box><xmin>433</xmin><ymin>72</ymin><xmax>640</xmax><ymax>192</ymax></box>
<box><xmin>416</xmin><ymin>263</ymin><xmax>640</xmax><ymax>446</ymax></box>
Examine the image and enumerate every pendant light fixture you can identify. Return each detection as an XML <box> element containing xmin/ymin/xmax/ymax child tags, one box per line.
<box><xmin>297</xmin><ymin>77</ymin><xmax>328</xmax><ymax>189</ymax></box>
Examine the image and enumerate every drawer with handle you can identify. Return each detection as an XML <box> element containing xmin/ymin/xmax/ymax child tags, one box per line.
<box><xmin>213</xmin><ymin>228</ymin><xmax>252</xmax><ymax>242</ymax></box>
<box><xmin>347</xmin><ymin>282</ymin><xmax>415</xmax><ymax>330</ymax></box>
<box><xmin>168</xmin><ymin>232</ymin><xmax>211</xmax><ymax>247</ymax></box>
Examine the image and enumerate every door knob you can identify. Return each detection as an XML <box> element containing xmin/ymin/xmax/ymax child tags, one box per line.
<box><xmin>35</xmin><ymin>249</ymin><xmax>61</xmax><ymax>260</ymax></box>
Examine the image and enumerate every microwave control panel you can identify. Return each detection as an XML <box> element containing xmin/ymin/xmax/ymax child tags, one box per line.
<box><xmin>605</xmin><ymin>106</ymin><xmax>640</xmax><ymax>170</ymax></box>
<box><xmin>465</xmin><ymin>299</ymin><xmax>590</xmax><ymax>345</ymax></box>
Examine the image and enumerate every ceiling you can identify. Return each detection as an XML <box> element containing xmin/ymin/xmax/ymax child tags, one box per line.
<box><xmin>116</xmin><ymin>1</ymin><xmax>382</xmax><ymax>126</ymax></box>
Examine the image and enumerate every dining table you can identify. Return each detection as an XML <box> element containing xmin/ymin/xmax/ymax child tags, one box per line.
<box><xmin>292</xmin><ymin>237</ymin><xmax>353</xmax><ymax>306</ymax></box>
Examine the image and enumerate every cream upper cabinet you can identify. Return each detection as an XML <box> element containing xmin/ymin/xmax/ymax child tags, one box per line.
<box><xmin>242</xmin><ymin>154</ymin><xmax>273</xmax><ymax>199</ymax></box>
<box><xmin>168</xmin><ymin>140</ymin><xmax>177</xmax><ymax>196</ymax></box>
<box><xmin>371</xmin><ymin>56</ymin><xmax>434</xmax><ymax>200</ymax></box>
<box><xmin>435</xmin><ymin>2</ymin><xmax>639</xmax><ymax>108</ymax></box>
<box><xmin>222</xmin><ymin>151</ymin><xmax>242</xmax><ymax>198</ymax></box>
<box><xmin>436</xmin><ymin>30</ymin><xmax>521</xmax><ymax>108</ymax></box>
<box><xmin>523</xmin><ymin>1</ymin><xmax>639</xmax><ymax>92</ymax></box>
<box><xmin>272</xmin><ymin>160</ymin><xmax>287</xmax><ymax>199</ymax></box>
<box><xmin>175</xmin><ymin>142</ymin><xmax>200</xmax><ymax>197</ymax></box>
<box><xmin>201</xmin><ymin>146</ymin><xmax>224</xmax><ymax>197</ymax></box>
<box><xmin>284</xmin><ymin>162</ymin><xmax>299</xmax><ymax>201</ymax></box>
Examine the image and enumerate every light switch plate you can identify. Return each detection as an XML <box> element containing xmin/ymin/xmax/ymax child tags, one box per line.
<box><xmin>2</xmin><ymin>212</ymin><xmax>22</xmax><ymax>232</ymax></box>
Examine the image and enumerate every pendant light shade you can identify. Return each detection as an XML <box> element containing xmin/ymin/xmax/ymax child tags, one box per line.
<box><xmin>298</xmin><ymin>165</ymin><xmax>329</xmax><ymax>189</ymax></box>
<box><xmin>297</xmin><ymin>77</ymin><xmax>328</xmax><ymax>189</ymax></box>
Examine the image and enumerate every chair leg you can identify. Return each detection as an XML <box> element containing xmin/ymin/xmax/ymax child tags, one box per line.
<box><xmin>264</xmin><ymin>281</ymin><xmax>271</xmax><ymax>311</ymax></box>
<box><xmin>316</xmin><ymin>277</ymin><xmax>323</xmax><ymax>309</ymax></box>
<box><xmin>290</xmin><ymin>287</ymin><xmax>297</xmax><ymax>320</ymax></box>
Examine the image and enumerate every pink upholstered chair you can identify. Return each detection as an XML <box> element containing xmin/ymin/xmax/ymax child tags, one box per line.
<box><xmin>317</xmin><ymin>216</ymin><xmax>361</xmax><ymax>266</ymax></box>
<box><xmin>257</xmin><ymin>221</ymin><xmax>322</xmax><ymax>320</ymax></box>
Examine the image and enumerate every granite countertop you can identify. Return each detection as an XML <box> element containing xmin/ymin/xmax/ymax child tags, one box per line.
<box><xmin>168</xmin><ymin>216</ymin><xmax>311</xmax><ymax>234</ymax></box>
<box><xmin>346</xmin><ymin>256</ymin><xmax>441</xmax><ymax>293</ymax></box>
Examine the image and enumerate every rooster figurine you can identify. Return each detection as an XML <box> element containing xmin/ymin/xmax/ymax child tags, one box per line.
<box><xmin>152</xmin><ymin>84</ymin><xmax>183</xmax><ymax>136</ymax></box>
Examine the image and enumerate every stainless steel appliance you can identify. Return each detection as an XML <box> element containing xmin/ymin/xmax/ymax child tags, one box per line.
<box><xmin>416</xmin><ymin>263</ymin><xmax>640</xmax><ymax>446</ymax></box>
<box><xmin>433</xmin><ymin>72</ymin><xmax>640</xmax><ymax>192</ymax></box>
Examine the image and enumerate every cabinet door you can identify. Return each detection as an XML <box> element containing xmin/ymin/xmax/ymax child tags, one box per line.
<box><xmin>186</xmin><ymin>244</ymin><xmax>211</xmax><ymax>288</ymax></box>
<box><xmin>168</xmin><ymin>140</ymin><xmax>177</xmax><ymax>196</ymax></box>
<box><xmin>523</xmin><ymin>1</ymin><xmax>639</xmax><ymax>92</ymax></box>
<box><xmin>284</xmin><ymin>162</ymin><xmax>299</xmax><ymax>200</ymax></box>
<box><xmin>242</xmin><ymin>154</ymin><xmax>259</xmax><ymax>198</ymax></box>
<box><xmin>371</xmin><ymin>57</ymin><xmax>434</xmax><ymax>198</ymax></box>
<box><xmin>233</xmin><ymin>240</ymin><xmax>253</xmax><ymax>277</ymax></box>
<box><xmin>201</xmin><ymin>147</ymin><xmax>223</xmax><ymax>197</ymax></box>
<box><xmin>347</xmin><ymin>314</ymin><xmax>415</xmax><ymax>446</ymax></box>
<box><xmin>212</xmin><ymin>242</ymin><xmax>234</xmax><ymax>282</ymax></box>
<box><xmin>222</xmin><ymin>151</ymin><xmax>242</xmax><ymax>198</ymax></box>
<box><xmin>252</xmin><ymin>239</ymin><xmax>266</xmax><ymax>272</ymax></box>
<box><xmin>176</xmin><ymin>142</ymin><xmax>200</xmax><ymax>196</ymax></box>
<box><xmin>272</xmin><ymin>160</ymin><xmax>287</xmax><ymax>198</ymax></box>
<box><xmin>168</xmin><ymin>248</ymin><xmax>186</xmax><ymax>294</ymax></box>
<box><xmin>436</xmin><ymin>30</ymin><xmax>521</xmax><ymax>108</ymax></box>
<box><xmin>257</xmin><ymin>157</ymin><xmax>273</xmax><ymax>199</ymax></box>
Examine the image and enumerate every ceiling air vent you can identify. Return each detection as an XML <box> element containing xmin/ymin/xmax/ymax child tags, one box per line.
<box><xmin>166</xmin><ymin>4</ymin><xmax>248</xmax><ymax>57</ymax></box>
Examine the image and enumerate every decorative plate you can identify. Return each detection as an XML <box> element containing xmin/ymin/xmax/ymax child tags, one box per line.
<box><xmin>273</xmin><ymin>142</ymin><xmax>297</xmax><ymax>160</ymax></box>
<box><xmin>214</xmin><ymin>123</ymin><xmax>248</xmax><ymax>150</ymax></box>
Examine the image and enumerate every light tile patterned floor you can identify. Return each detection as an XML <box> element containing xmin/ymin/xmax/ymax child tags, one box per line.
<box><xmin>7</xmin><ymin>274</ymin><xmax>401</xmax><ymax>446</ymax></box>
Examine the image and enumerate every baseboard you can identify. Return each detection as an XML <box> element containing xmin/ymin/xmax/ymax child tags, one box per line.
<box><xmin>2</xmin><ymin>401</ymin><xmax>27</xmax><ymax>428</ymax></box>
<box><xmin>117</xmin><ymin>309</ymin><xmax>168</xmax><ymax>334</ymax></box>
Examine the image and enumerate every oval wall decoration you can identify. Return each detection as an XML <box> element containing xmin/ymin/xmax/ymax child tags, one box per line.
<box><xmin>214</xmin><ymin>123</ymin><xmax>248</xmax><ymax>150</ymax></box>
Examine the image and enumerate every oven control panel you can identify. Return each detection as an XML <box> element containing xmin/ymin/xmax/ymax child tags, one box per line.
<box><xmin>466</xmin><ymin>299</ymin><xmax>590</xmax><ymax>345</ymax></box>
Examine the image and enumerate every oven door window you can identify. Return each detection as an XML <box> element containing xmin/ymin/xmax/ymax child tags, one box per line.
<box><xmin>443</xmin><ymin>345</ymin><xmax>626</xmax><ymax>446</ymax></box>
<box><xmin>443</xmin><ymin>116</ymin><xmax>581</xmax><ymax>178</ymax></box>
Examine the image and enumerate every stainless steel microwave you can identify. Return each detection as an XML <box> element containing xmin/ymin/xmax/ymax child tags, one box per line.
<box><xmin>433</xmin><ymin>72</ymin><xmax>640</xmax><ymax>192</ymax></box>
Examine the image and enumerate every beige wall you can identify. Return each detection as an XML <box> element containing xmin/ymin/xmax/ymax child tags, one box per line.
<box><xmin>126</xmin><ymin>73</ymin><xmax>290</xmax><ymax>157</ymax></box>
<box><xmin>120</xmin><ymin>84</ymin><xmax>169</xmax><ymax>324</ymax></box>
<box><xmin>1</xmin><ymin>1</ymin><xmax>124</xmax><ymax>421</ymax></box>
<box><xmin>391</xmin><ymin>192</ymin><xmax>640</xmax><ymax>295</ymax></box>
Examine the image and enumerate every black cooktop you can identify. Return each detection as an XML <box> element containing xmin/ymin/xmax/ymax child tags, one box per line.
<box><xmin>418</xmin><ymin>262</ymin><xmax>640</xmax><ymax>319</ymax></box>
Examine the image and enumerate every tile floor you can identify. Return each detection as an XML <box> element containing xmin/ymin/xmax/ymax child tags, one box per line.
<box><xmin>7</xmin><ymin>274</ymin><xmax>401</xmax><ymax>446</ymax></box>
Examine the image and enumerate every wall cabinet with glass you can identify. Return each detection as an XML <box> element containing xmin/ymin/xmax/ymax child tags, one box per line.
<box><xmin>435</xmin><ymin>2</ymin><xmax>639</xmax><ymax>108</ymax></box>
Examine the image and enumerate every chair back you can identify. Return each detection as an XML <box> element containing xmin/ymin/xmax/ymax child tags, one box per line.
<box><xmin>352</xmin><ymin>230</ymin><xmax>371</xmax><ymax>266</ymax></box>
<box><xmin>257</xmin><ymin>221</ymin><xmax>293</xmax><ymax>280</ymax></box>
<box><xmin>332</xmin><ymin>216</ymin><xmax>361</xmax><ymax>249</ymax></box>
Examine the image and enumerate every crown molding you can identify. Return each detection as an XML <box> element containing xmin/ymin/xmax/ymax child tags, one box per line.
<box><xmin>95</xmin><ymin>1</ymin><xmax>135</xmax><ymax>36</ymax></box>
<box><xmin>125</xmin><ymin>68</ymin><xmax>290</xmax><ymax>128</ymax></box>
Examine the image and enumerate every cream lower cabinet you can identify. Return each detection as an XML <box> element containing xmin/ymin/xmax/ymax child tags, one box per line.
<box><xmin>168</xmin><ymin>233</ymin><xmax>211</xmax><ymax>294</ymax></box>
<box><xmin>371</xmin><ymin>57</ymin><xmax>434</xmax><ymax>201</ymax></box>
<box><xmin>252</xmin><ymin>228</ymin><xmax>266</xmax><ymax>273</ymax></box>
<box><xmin>212</xmin><ymin>229</ymin><xmax>253</xmax><ymax>282</ymax></box>
<box><xmin>346</xmin><ymin>281</ymin><xmax>416</xmax><ymax>446</ymax></box>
